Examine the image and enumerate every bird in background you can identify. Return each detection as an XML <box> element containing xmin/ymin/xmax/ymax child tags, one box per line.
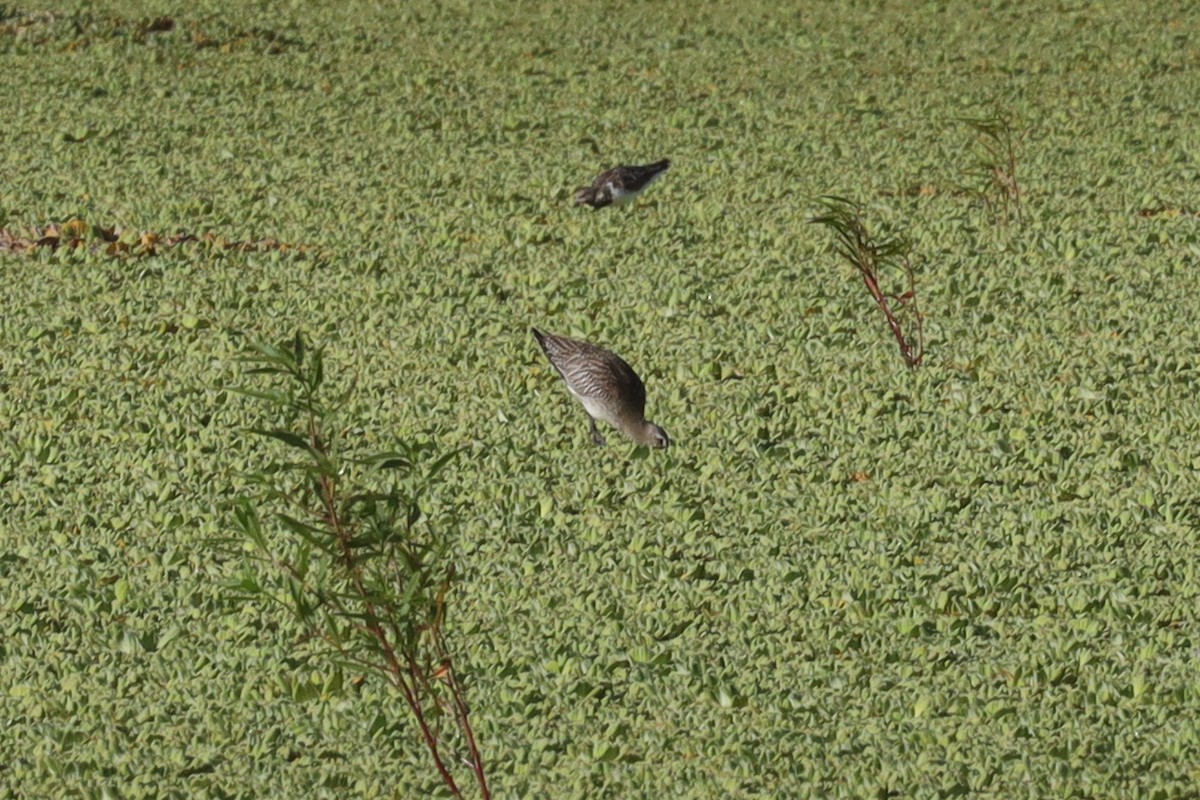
<box><xmin>573</xmin><ymin>159</ymin><xmax>671</xmax><ymax>209</ymax></box>
<box><xmin>532</xmin><ymin>328</ymin><xmax>670</xmax><ymax>449</ymax></box>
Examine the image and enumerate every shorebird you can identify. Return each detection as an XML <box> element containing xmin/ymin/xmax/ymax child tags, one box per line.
<box><xmin>532</xmin><ymin>328</ymin><xmax>670</xmax><ymax>448</ymax></box>
<box><xmin>573</xmin><ymin>159</ymin><xmax>671</xmax><ymax>209</ymax></box>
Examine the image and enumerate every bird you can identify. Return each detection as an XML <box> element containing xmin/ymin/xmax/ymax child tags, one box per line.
<box><xmin>573</xmin><ymin>159</ymin><xmax>671</xmax><ymax>209</ymax></box>
<box><xmin>532</xmin><ymin>328</ymin><xmax>670</xmax><ymax>449</ymax></box>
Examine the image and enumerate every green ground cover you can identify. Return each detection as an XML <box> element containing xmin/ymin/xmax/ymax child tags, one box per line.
<box><xmin>2</xmin><ymin>1</ymin><xmax>1199</xmax><ymax>796</ymax></box>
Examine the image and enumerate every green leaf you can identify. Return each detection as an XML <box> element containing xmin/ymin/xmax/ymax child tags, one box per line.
<box><xmin>424</xmin><ymin>446</ymin><xmax>464</xmax><ymax>480</ymax></box>
<box><xmin>228</xmin><ymin>386</ymin><xmax>292</xmax><ymax>405</ymax></box>
<box><xmin>248</xmin><ymin>427</ymin><xmax>313</xmax><ymax>451</ymax></box>
<box><xmin>276</xmin><ymin>513</ymin><xmax>332</xmax><ymax>549</ymax></box>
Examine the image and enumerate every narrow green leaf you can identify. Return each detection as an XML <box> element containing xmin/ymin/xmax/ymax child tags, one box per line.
<box><xmin>425</xmin><ymin>447</ymin><xmax>465</xmax><ymax>480</ymax></box>
<box><xmin>228</xmin><ymin>386</ymin><xmax>292</xmax><ymax>405</ymax></box>
<box><xmin>234</xmin><ymin>498</ymin><xmax>268</xmax><ymax>552</ymax></box>
<box><xmin>248</xmin><ymin>427</ymin><xmax>312</xmax><ymax>451</ymax></box>
<box><xmin>277</xmin><ymin>513</ymin><xmax>333</xmax><ymax>548</ymax></box>
<box><xmin>247</xmin><ymin>340</ymin><xmax>294</xmax><ymax>365</ymax></box>
<box><xmin>311</xmin><ymin>348</ymin><xmax>324</xmax><ymax>390</ymax></box>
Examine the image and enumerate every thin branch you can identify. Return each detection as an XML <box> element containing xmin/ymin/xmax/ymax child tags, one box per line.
<box><xmin>810</xmin><ymin>197</ymin><xmax>924</xmax><ymax>369</ymax></box>
<box><xmin>956</xmin><ymin>109</ymin><xmax>1027</xmax><ymax>225</ymax></box>
<box><xmin>228</xmin><ymin>333</ymin><xmax>485</xmax><ymax>799</ymax></box>
<box><xmin>310</xmin><ymin>419</ymin><xmax>465</xmax><ymax>800</ymax></box>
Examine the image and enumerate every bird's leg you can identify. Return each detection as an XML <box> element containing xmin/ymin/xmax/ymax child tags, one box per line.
<box><xmin>589</xmin><ymin>418</ymin><xmax>607</xmax><ymax>446</ymax></box>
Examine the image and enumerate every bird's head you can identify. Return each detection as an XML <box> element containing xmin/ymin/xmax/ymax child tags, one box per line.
<box><xmin>639</xmin><ymin>422</ymin><xmax>671</xmax><ymax>449</ymax></box>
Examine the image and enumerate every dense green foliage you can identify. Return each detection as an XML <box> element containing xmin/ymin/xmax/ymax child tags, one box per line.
<box><xmin>3</xmin><ymin>1</ymin><xmax>1199</xmax><ymax>796</ymax></box>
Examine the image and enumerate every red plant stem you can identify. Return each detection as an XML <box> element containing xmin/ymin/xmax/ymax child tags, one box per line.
<box><xmin>393</xmin><ymin>658</ymin><xmax>463</xmax><ymax>800</ymax></box>
<box><xmin>452</xmin><ymin>667</ymin><xmax>490</xmax><ymax>799</ymax></box>
<box><xmin>310</xmin><ymin>418</ymin><xmax>466</xmax><ymax>800</ymax></box>
<box><xmin>859</xmin><ymin>265</ymin><xmax>919</xmax><ymax>368</ymax></box>
<box><xmin>1008</xmin><ymin>149</ymin><xmax>1022</xmax><ymax>223</ymax></box>
<box><xmin>434</xmin><ymin>634</ymin><xmax>491</xmax><ymax>800</ymax></box>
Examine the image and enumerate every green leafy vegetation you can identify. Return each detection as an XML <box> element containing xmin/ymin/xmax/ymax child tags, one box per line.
<box><xmin>228</xmin><ymin>333</ymin><xmax>488</xmax><ymax>798</ymax></box>
<box><xmin>810</xmin><ymin>196</ymin><xmax>923</xmax><ymax>368</ymax></box>
<box><xmin>3</xmin><ymin>1</ymin><xmax>1200</xmax><ymax>797</ymax></box>
<box><xmin>955</xmin><ymin>106</ymin><xmax>1028</xmax><ymax>224</ymax></box>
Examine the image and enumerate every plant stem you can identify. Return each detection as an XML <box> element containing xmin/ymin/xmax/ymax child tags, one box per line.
<box><xmin>308</xmin><ymin>414</ymin><xmax>465</xmax><ymax>800</ymax></box>
<box><xmin>858</xmin><ymin>266</ymin><xmax>918</xmax><ymax>368</ymax></box>
<box><xmin>235</xmin><ymin>334</ymin><xmax>487</xmax><ymax>799</ymax></box>
<box><xmin>435</xmin><ymin>628</ymin><xmax>491</xmax><ymax>800</ymax></box>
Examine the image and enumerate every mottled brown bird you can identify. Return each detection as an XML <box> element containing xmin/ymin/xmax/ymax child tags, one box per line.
<box><xmin>532</xmin><ymin>328</ymin><xmax>670</xmax><ymax>448</ymax></box>
<box><xmin>573</xmin><ymin>159</ymin><xmax>671</xmax><ymax>209</ymax></box>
